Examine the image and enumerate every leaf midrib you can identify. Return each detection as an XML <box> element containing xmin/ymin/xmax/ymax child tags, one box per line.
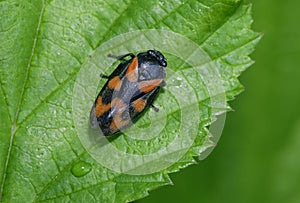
<box><xmin>0</xmin><ymin>0</ymin><xmax>46</xmax><ymax>201</ymax></box>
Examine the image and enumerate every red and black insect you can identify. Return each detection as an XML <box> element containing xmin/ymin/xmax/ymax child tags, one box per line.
<box><xmin>90</xmin><ymin>50</ymin><xmax>167</xmax><ymax>136</ymax></box>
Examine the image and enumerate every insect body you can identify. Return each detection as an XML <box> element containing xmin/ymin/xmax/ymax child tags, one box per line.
<box><xmin>90</xmin><ymin>50</ymin><xmax>167</xmax><ymax>136</ymax></box>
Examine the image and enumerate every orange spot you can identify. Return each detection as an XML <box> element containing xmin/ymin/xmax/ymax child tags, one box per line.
<box><xmin>95</xmin><ymin>97</ymin><xmax>127</xmax><ymax>119</ymax></box>
<box><xmin>138</xmin><ymin>79</ymin><xmax>162</xmax><ymax>93</ymax></box>
<box><xmin>95</xmin><ymin>96</ymin><xmax>111</xmax><ymax>117</ymax></box>
<box><xmin>110</xmin><ymin>112</ymin><xmax>130</xmax><ymax>130</ymax></box>
<box><xmin>108</xmin><ymin>76</ymin><xmax>122</xmax><ymax>91</ymax></box>
<box><xmin>133</xmin><ymin>98</ymin><xmax>147</xmax><ymax>112</ymax></box>
<box><xmin>126</xmin><ymin>57</ymin><xmax>138</xmax><ymax>82</ymax></box>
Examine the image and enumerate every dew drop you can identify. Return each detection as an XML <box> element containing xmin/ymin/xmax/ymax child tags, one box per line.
<box><xmin>71</xmin><ymin>161</ymin><xmax>92</xmax><ymax>177</ymax></box>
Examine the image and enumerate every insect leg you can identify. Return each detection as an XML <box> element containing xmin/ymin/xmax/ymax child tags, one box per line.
<box><xmin>160</xmin><ymin>80</ymin><xmax>166</xmax><ymax>87</ymax></box>
<box><xmin>100</xmin><ymin>73</ymin><xmax>109</xmax><ymax>79</ymax></box>
<box><xmin>107</xmin><ymin>53</ymin><xmax>135</xmax><ymax>61</ymax></box>
<box><xmin>150</xmin><ymin>104</ymin><xmax>159</xmax><ymax>112</ymax></box>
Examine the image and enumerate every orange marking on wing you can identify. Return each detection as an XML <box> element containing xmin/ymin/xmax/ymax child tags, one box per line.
<box><xmin>132</xmin><ymin>98</ymin><xmax>147</xmax><ymax>112</ymax></box>
<box><xmin>108</xmin><ymin>76</ymin><xmax>122</xmax><ymax>91</ymax></box>
<box><xmin>138</xmin><ymin>79</ymin><xmax>162</xmax><ymax>93</ymax></box>
<box><xmin>126</xmin><ymin>57</ymin><xmax>138</xmax><ymax>82</ymax></box>
<box><xmin>95</xmin><ymin>96</ymin><xmax>111</xmax><ymax>117</ymax></box>
<box><xmin>109</xmin><ymin>112</ymin><xmax>130</xmax><ymax>130</ymax></box>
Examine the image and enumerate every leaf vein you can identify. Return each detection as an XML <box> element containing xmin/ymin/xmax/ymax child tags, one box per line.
<box><xmin>19</xmin><ymin>72</ymin><xmax>77</xmax><ymax>125</ymax></box>
<box><xmin>198</xmin><ymin>3</ymin><xmax>242</xmax><ymax>47</ymax></box>
<box><xmin>95</xmin><ymin>0</ymin><xmax>134</xmax><ymax>46</ymax></box>
<box><xmin>0</xmin><ymin>1</ymin><xmax>46</xmax><ymax>201</ymax></box>
<box><xmin>42</xmin><ymin>38</ymin><xmax>81</xmax><ymax>64</ymax></box>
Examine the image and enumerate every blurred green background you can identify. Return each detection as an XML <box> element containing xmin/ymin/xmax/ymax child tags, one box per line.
<box><xmin>139</xmin><ymin>1</ymin><xmax>300</xmax><ymax>202</ymax></box>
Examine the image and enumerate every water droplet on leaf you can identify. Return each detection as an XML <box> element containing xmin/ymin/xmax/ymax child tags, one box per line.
<box><xmin>71</xmin><ymin>161</ymin><xmax>92</xmax><ymax>177</ymax></box>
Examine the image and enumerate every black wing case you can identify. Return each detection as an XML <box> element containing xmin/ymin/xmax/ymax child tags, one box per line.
<box><xmin>129</xmin><ymin>86</ymin><xmax>161</xmax><ymax>123</ymax></box>
<box><xmin>90</xmin><ymin>59</ymin><xmax>133</xmax><ymax>128</ymax></box>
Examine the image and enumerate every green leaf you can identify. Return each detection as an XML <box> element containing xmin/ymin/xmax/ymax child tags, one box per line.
<box><xmin>0</xmin><ymin>0</ymin><xmax>261</xmax><ymax>202</ymax></box>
